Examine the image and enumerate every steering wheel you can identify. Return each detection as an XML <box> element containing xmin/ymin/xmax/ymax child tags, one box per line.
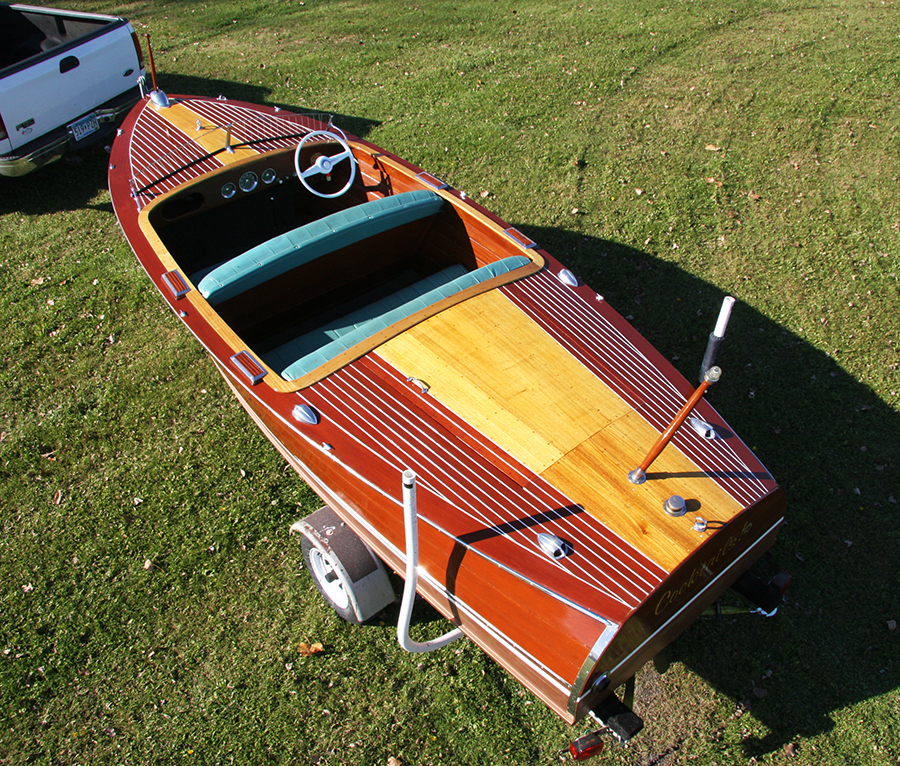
<box><xmin>293</xmin><ymin>130</ymin><xmax>357</xmax><ymax>198</ymax></box>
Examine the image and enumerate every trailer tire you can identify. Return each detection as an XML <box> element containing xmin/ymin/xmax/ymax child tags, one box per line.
<box><xmin>301</xmin><ymin>535</ymin><xmax>362</xmax><ymax>624</ymax></box>
<box><xmin>292</xmin><ymin>506</ymin><xmax>396</xmax><ymax>625</ymax></box>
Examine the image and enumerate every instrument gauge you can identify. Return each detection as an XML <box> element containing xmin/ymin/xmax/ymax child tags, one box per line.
<box><xmin>221</xmin><ymin>182</ymin><xmax>237</xmax><ymax>199</ymax></box>
<box><xmin>262</xmin><ymin>168</ymin><xmax>277</xmax><ymax>184</ymax></box>
<box><xmin>239</xmin><ymin>171</ymin><xmax>259</xmax><ymax>192</ymax></box>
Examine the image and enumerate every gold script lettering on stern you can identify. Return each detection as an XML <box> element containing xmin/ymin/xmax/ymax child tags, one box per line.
<box><xmin>653</xmin><ymin>521</ymin><xmax>754</xmax><ymax>616</ymax></box>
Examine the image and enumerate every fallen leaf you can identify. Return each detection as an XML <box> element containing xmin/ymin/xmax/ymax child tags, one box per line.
<box><xmin>298</xmin><ymin>642</ymin><xmax>325</xmax><ymax>657</ymax></box>
<box><xmin>705</xmin><ymin>143</ymin><xmax>721</xmax><ymax>151</ymax></box>
<box><xmin>387</xmin><ymin>758</ymin><xmax>403</xmax><ymax>766</ymax></box>
<box><xmin>749</xmin><ymin>190</ymin><xmax>762</xmax><ymax>200</ymax></box>
<box><xmin>888</xmin><ymin>620</ymin><xmax>897</xmax><ymax>631</ymax></box>
<box><xmin>479</xmin><ymin>190</ymin><xmax>489</xmax><ymax>198</ymax></box>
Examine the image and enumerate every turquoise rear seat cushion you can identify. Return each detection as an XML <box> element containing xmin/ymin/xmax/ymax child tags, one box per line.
<box><xmin>270</xmin><ymin>255</ymin><xmax>531</xmax><ymax>381</ymax></box>
<box><xmin>262</xmin><ymin>264</ymin><xmax>467</xmax><ymax>375</ymax></box>
<box><xmin>198</xmin><ymin>189</ymin><xmax>444</xmax><ymax>305</ymax></box>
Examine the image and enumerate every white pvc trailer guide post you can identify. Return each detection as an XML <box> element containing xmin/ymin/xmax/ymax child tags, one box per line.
<box><xmin>714</xmin><ymin>296</ymin><xmax>735</xmax><ymax>338</ymax></box>
<box><xmin>397</xmin><ymin>469</ymin><xmax>464</xmax><ymax>652</ymax></box>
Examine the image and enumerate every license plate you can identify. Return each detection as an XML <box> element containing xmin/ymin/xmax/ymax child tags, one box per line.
<box><xmin>69</xmin><ymin>112</ymin><xmax>99</xmax><ymax>141</ymax></box>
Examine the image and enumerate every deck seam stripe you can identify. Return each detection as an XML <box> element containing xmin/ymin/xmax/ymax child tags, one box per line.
<box><xmin>503</xmin><ymin>273</ymin><xmax>771</xmax><ymax>505</ymax></box>
<box><xmin>307</xmin><ymin>360</ymin><xmax>664</xmax><ymax>605</ymax></box>
<box><xmin>322</xmin><ymin>367</ymin><xmax>645</xmax><ymax>604</ymax></box>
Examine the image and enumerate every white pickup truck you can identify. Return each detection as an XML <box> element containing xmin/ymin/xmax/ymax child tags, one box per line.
<box><xmin>0</xmin><ymin>3</ymin><xmax>145</xmax><ymax>177</ymax></box>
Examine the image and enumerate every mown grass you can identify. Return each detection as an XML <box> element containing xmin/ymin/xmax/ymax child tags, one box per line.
<box><xmin>1</xmin><ymin>1</ymin><xmax>898</xmax><ymax>764</ymax></box>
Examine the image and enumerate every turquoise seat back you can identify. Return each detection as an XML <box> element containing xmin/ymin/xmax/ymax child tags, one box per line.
<box><xmin>198</xmin><ymin>189</ymin><xmax>444</xmax><ymax>305</ymax></box>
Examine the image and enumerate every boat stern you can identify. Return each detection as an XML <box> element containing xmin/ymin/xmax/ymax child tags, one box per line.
<box><xmin>569</xmin><ymin>485</ymin><xmax>786</xmax><ymax>721</ymax></box>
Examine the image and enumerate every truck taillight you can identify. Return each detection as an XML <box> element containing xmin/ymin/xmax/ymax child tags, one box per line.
<box><xmin>130</xmin><ymin>31</ymin><xmax>145</xmax><ymax>70</ymax></box>
<box><xmin>0</xmin><ymin>113</ymin><xmax>8</xmax><ymax>142</ymax></box>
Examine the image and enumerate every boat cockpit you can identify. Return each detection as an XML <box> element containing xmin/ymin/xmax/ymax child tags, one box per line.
<box><xmin>142</xmin><ymin>132</ymin><xmax>541</xmax><ymax>388</ymax></box>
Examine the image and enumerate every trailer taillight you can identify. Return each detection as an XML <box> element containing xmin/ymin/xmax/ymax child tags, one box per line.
<box><xmin>772</xmin><ymin>571</ymin><xmax>792</xmax><ymax>594</ymax></box>
<box><xmin>130</xmin><ymin>31</ymin><xmax>145</xmax><ymax>70</ymax></box>
<box><xmin>567</xmin><ymin>731</ymin><xmax>605</xmax><ymax>761</ymax></box>
<box><xmin>0</xmin><ymin>113</ymin><xmax>8</xmax><ymax>142</ymax></box>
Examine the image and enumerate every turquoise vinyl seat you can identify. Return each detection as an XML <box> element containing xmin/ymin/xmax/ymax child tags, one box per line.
<box><xmin>197</xmin><ymin>189</ymin><xmax>445</xmax><ymax>305</ymax></box>
<box><xmin>266</xmin><ymin>255</ymin><xmax>530</xmax><ymax>381</ymax></box>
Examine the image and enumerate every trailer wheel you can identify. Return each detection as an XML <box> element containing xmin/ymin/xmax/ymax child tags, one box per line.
<box><xmin>292</xmin><ymin>506</ymin><xmax>395</xmax><ymax>625</ymax></box>
<box><xmin>301</xmin><ymin>535</ymin><xmax>360</xmax><ymax>623</ymax></box>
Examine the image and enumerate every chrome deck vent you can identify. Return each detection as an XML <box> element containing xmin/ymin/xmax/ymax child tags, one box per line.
<box><xmin>537</xmin><ymin>532</ymin><xmax>570</xmax><ymax>560</ymax></box>
<box><xmin>292</xmin><ymin>404</ymin><xmax>320</xmax><ymax>425</ymax></box>
<box><xmin>689</xmin><ymin>416</ymin><xmax>718</xmax><ymax>439</ymax></box>
<box><xmin>558</xmin><ymin>269</ymin><xmax>579</xmax><ymax>287</ymax></box>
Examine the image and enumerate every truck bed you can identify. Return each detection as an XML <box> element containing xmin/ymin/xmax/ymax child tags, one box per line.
<box><xmin>0</xmin><ymin>5</ymin><xmax>112</xmax><ymax>72</ymax></box>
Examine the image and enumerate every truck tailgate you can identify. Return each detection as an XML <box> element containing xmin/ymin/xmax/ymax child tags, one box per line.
<box><xmin>0</xmin><ymin>19</ymin><xmax>141</xmax><ymax>152</ymax></box>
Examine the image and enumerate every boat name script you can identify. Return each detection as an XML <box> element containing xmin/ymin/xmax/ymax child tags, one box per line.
<box><xmin>653</xmin><ymin>521</ymin><xmax>754</xmax><ymax>616</ymax></box>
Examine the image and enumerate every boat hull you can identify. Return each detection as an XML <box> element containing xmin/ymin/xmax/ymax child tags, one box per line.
<box><xmin>109</xmin><ymin>93</ymin><xmax>786</xmax><ymax>725</ymax></box>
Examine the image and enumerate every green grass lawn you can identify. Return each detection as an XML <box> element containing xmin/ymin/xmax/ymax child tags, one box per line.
<box><xmin>1</xmin><ymin>1</ymin><xmax>898</xmax><ymax>764</ymax></box>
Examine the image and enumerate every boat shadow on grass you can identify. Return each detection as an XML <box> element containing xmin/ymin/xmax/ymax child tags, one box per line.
<box><xmin>520</xmin><ymin>224</ymin><xmax>899</xmax><ymax>758</ymax></box>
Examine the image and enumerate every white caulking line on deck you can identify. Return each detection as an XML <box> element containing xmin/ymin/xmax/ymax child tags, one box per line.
<box><xmin>217</xmin><ymin>361</ymin><xmax>621</xmax><ymax>632</ymax></box>
<box><xmin>524</xmin><ymin>274</ymin><xmax>763</xmax><ymax>485</ymax></box>
<box><xmin>135</xmin><ymin>118</ymin><xmax>219</xmax><ymax>173</ymax></box>
<box><xmin>131</xmin><ymin>140</ymin><xmax>216</xmax><ymax>190</ymax></box>
<box><xmin>509</xmin><ymin>274</ymin><xmax>770</xmax><ymax>505</ymax></box>
<box><xmin>325</xmin><ymin>363</ymin><xmax>661</xmax><ymax>596</ymax></box>
<box><xmin>362</xmin><ymin>356</ymin><xmax>666</xmax><ymax>588</ymax></box>
<box><xmin>533</xmin><ymin>284</ymin><xmax>767</xmax><ymax>506</ymax></box>
<box><xmin>219</xmin><ymin>367</ymin><xmax>576</xmax><ymax>693</ymax></box>
<box><xmin>311</xmin><ymin>372</ymin><xmax>643</xmax><ymax>607</ymax></box>
<box><xmin>188</xmin><ymin>101</ymin><xmax>310</xmax><ymax>146</ymax></box>
<box><xmin>361</xmin><ymin>357</ymin><xmax>667</xmax><ymax>587</ymax></box>
<box><xmin>330</xmin><ymin>368</ymin><xmax>654</xmax><ymax>605</ymax></box>
<box><xmin>131</xmin><ymin>111</ymin><xmax>222</xmax><ymax>194</ymax></box>
<box><xmin>367</xmin><ymin>352</ymin><xmax>534</xmax><ymax>482</ymax></box>
<box><xmin>512</xmin><ymin>278</ymin><xmax>689</xmax><ymax>427</ymax></box>
<box><xmin>198</xmin><ymin>101</ymin><xmax>320</xmax><ymax>134</ymax></box>
<box><xmin>313</xmin><ymin>363</ymin><xmax>660</xmax><ymax>605</ymax></box>
<box><xmin>131</xmin><ymin>103</ymin><xmax>304</xmax><ymax>196</ymax></box>
<box><xmin>511</xmin><ymin>274</ymin><xmax>684</xmax><ymax>414</ymax></box>
<box><xmin>312</xmin><ymin>373</ymin><xmax>642</xmax><ymax>608</ymax></box>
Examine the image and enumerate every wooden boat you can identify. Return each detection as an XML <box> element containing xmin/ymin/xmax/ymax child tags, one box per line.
<box><xmin>108</xmin><ymin>85</ymin><xmax>786</xmax><ymax>740</ymax></box>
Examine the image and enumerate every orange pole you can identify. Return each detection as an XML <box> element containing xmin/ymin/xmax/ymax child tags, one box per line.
<box><xmin>145</xmin><ymin>34</ymin><xmax>159</xmax><ymax>92</ymax></box>
<box><xmin>628</xmin><ymin>366</ymin><xmax>721</xmax><ymax>484</ymax></box>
